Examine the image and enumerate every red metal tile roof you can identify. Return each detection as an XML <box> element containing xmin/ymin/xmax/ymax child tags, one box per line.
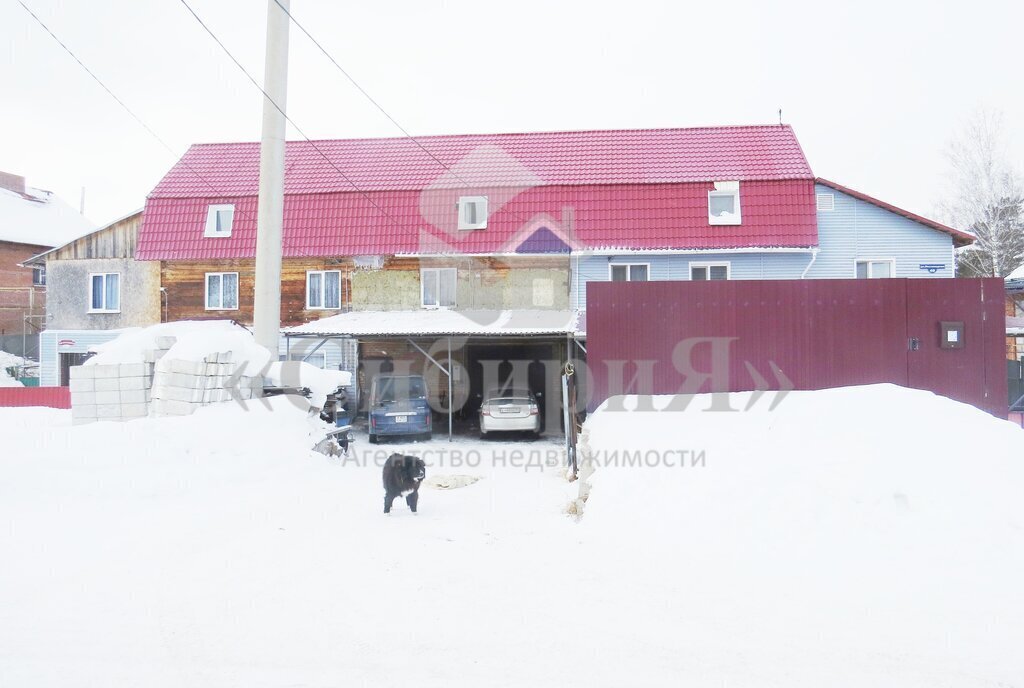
<box><xmin>139</xmin><ymin>125</ymin><xmax>816</xmax><ymax>259</ymax></box>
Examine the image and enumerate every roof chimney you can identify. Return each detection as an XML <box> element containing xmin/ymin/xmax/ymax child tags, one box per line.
<box><xmin>0</xmin><ymin>171</ymin><xmax>26</xmax><ymax>195</ymax></box>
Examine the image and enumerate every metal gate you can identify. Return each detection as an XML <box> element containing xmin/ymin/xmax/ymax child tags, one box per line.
<box><xmin>586</xmin><ymin>278</ymin><xmax>1008</xmax><ymax>418</ymax></box>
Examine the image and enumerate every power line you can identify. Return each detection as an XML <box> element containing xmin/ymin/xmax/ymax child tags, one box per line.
<box><xmin>177</xmin><ymin>0</ymin><xmax>408</xmax><ymax>233</ymax></box>
<box><xmin>270</xmin><ymin>0</ymin><xmax>466</xmax><ymax>187</ymax></box>
<box><xmin>14</xmin><ymin>0</ymin><xmax>322</xmax><ymax>260</ymax></box>
<box><xmin>271</xmin><ymin>0</ymin><xmax>555</xmax><ymax>235</ymax></box>
<box><xmin>16</xmin><ymin>0</ymin><xmax>175</xmax><ymax>155</ymax></box>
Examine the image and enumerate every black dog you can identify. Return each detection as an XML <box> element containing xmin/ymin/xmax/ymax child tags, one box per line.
<box><xmin>383</xmin><ymin>453</ymin><xmax>426</xmax><ymax>514</ymax></box>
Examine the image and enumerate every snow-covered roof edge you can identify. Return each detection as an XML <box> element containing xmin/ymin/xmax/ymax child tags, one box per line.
<box><xmin>286</xmin><ymin>309</ymin><xmax>582</xmax><ymax>337</ymax></box>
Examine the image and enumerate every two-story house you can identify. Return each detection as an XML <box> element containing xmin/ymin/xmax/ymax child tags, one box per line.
<box><xmin>86</xmin><ymin>125</ymin><xmax>973</xmax><ymax>425</ymax></box>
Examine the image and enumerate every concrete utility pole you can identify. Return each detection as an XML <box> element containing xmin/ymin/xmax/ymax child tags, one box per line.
<box><xmin>253</xmin><ymin>0</ymin><xmax>290</xmax><ymax>353</ymax></box>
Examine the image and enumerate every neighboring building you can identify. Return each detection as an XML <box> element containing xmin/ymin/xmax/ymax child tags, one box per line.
<box><xmin>133</xmin><ymin>125</ymin><xmax>976</xmax><ymax>421</ymax></box>
<box><xmin>0</xmin><ymin>170</ymin><xmax>94</xmax><ymax>359</ymax></box>
<box><xmin>1006</xmin><ymin>265</ymin><xmax>1024</xmax><ymax>361</ymax></box>
<box><xmin>25</xmin><ymin>210</ymin><xmax>161</xmax><ymax>386</ymax></box>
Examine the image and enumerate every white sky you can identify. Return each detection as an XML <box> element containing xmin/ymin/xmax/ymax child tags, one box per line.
<box><xmin>1</xmin><ymin>0</ymin><xmax>1022</xmax><ymax>227</ymax></box>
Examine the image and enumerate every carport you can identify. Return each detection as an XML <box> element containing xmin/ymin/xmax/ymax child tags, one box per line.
<box><xmin>284</xmin><ymin>309</ymin><xmax>582</xmax><ymax>441</ymax></box>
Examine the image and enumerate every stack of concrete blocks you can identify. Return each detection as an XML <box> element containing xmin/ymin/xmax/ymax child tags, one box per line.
<box><xmin>150</xmin><ymin>345</ymin><xmax>264</xmax><ymax>418</ymax></box>
<box><xmin>69</xmin><ymin>362</ymin><xmax>154</xmax><ymax>425</ymax></box>
<box><xmin>68</xmin><ymin>334</ymin><xmax>264</xmax><ymax>422</ymax></box>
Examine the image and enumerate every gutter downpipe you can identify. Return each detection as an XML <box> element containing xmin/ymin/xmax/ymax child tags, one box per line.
<box><xmin>800</xmin><ymin>248</ymin><xmax>820</xmax><ymax>279</ymax></box>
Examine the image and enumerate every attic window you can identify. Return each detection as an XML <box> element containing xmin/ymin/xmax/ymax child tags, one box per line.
<box><xmin>204</xmin><ymin>204</ymin><xmax>235</xmax><ymax>237</ymax></box>
<box><xmin>708</xmin><ymin>182</ymin><xmax>741</xmax><ymax>225</ymax></box>
<box><xmin>458</xmin><ymin>196</ymin><xmax>488</xmax><ymax>230</ymax></box>
<box><xmin>816</xmin><ymin>193</ymin><xmax>835</xmax><ymax>211</ymax></box>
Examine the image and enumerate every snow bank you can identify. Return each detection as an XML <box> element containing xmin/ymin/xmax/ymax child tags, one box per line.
<box><xmin>264</xmin><ymin>361</ymin><xmax>351</xmax><ymax>409</ymax></box>
<box><xmin>577</xmin><ymin>384</ymin><xmax>1024</xmax><ymax>683</ymax></box>
<box><xmin>4</xmin><ymin>384</ymin><xmax>1023</xmax><ymax>686</ymax></box>
<box><xmin>88</xmin><ymin>321</ymin><xmax>272</xmax><ymax>375</ymax></box>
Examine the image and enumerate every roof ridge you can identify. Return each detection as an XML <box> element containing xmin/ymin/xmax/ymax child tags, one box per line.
<box><xmin>184</xmin><ymin>123</ymin><xmax>796</xmax><ymax>148</ymax></box>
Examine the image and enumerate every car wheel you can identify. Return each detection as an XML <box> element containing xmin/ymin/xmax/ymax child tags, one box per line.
<box><xmin>369</xmin><ymin>433</ymin><xmax>378</xmax><ymax>444</ymax></box>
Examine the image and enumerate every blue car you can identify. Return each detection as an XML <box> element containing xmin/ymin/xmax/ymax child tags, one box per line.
<box><xmin>368</xmin><ymin>375</ymin><xmax>432</xmax><ymax>443</ymax></box>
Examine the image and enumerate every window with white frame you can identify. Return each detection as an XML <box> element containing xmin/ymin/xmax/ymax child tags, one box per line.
<box><xmin>421</xmin><ymin>268</ymin><xmax>457</xmax><ymax>308</ymax></box>
<box><xmin>609</xmin><ymin>263</ymin><xmax>649</xmax><ymax>282</ymax></box>
<box><xmin>32</xmin><ymin>265</ymin><xmax>46</xmax><ymax>286</ymax></box>
<box><xmin>690</xmin><ymin>263</ymin><xmax>730</xmax><ymax>281</ymax></box>
<box><xmin>708</xmin><ymin>181</ymin><xmax>741</xmax><ymax>225</ymax></box>
<box><xmin>205</xmin><ymin>272</ymin><xmax>239</xmax><ymax>310</ymax></box>
<box><xmin>855</xmin><ymin>259</ymin><xmax>895</xmax><ymax>279</ymax></box>
<box><xmin>457</xmin><ymin>196</ymin><xmax>488</xmax><ymax>230</ymax></box>
<box><xmin>306</xmin><ymin>270</ymin><xmax>342</xmax><ymax>309</ymax></box>
<box><xmin>204</xmin><ymin>204</ymin><xmax>235</xmax><ymax>237</ymax></box>
<box><xmin>89</xmin><ymin>273</ymin><xmax>120</xmax><ymax>312</ymax></box>
<box><xmin>281</xmin><ymin>351</ymin><xmax>327</xmax><ymax>369</ymax></box>
<box><xmin>816</xmin><ymin>192</ymin><xmax>835</xmax><ymax>211</ymax></box>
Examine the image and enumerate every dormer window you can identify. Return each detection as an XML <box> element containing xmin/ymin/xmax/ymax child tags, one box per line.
<box><xmin>204</xmin><ymin>204</ymin><xmax>235</xmax><ymax>237</ymax></box>
<box><xmin>458</xmin><ymin>196</ymin><xmax>488</xmax><ymax>230</ymax></box>
<box><xmin>708</xmin><ymin>182</ymin><xmax>741</xmax><ymax>225</ymax></box>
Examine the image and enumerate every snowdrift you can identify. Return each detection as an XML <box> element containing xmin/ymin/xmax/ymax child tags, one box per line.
<box><xmin>578</xmin><ymin>384</ymin><xmax>1024</xmax><ymax>684</ymax></box>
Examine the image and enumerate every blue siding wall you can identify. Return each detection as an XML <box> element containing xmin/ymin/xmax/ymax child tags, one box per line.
<box><xmin>40</xmin><ymin>329</ymin><xmax>123</xmax><ymax>386</ymax></box>
<box><xmin>570</xmin><ymin>183</ymin><xmax>956</xmax><ymax>309</ymax></box>
<box><xmin>808</xmin><ymin>184</ymin><xmax>954</xmax><ymax>279</ymax></box>
<box><xmin>572</xmin><ymin>253</ymin><xmax>813</xmax><ymax>309</ymax></box>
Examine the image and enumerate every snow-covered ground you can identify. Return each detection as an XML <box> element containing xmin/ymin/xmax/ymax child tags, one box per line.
<box><xmin>1</xmin><ymin>384</ymin><xmax>1022</xmax><ymax>686</ymax></box>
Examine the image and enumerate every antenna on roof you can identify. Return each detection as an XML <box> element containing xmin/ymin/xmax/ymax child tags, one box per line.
<box><xmin>778</xmin><ymin>108</ymin><xmax>783</xmax><ymax>125</ymax></box>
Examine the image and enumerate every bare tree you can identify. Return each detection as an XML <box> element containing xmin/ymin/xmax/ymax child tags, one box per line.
<box><xmin>940</xmin><ymin>110</ymin><xmax>1024</xmax><ymax>277</ymax></box>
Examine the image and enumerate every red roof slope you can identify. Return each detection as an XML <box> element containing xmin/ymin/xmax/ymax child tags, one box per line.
<box><xmin>139</xmin><ymin>125</ymin><xmax>817</xmax><ymax>259</ymax></box>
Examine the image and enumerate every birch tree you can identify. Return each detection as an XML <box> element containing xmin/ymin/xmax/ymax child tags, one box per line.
<box><xmin>940</xmin><ymin>110</ymin><xmax>1024</xmax><ymax>277</ymax></box>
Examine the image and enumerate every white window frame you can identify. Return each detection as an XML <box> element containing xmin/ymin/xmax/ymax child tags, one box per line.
<box><xmin>205</xmin><ymin>272</ymin><xmax>240</xmax><ymax>311</ymax></box>
<box><xmin>708</xmin><ymin>182</ymin><xmax>741</xmax><ymax>226</ymax></box>
<box><xmin>420</xmin><ymin>268</ymin><xmax>457</xmax><ymax>309</ymax></box>
<box><xmin>816</xmin><ymin>192</ymin><xmax>835</xmax><ymax>211</ymax></box>
<box><xmin>608</xmin><ymin>263</ymin><xmax>650</xmax><ymax>282</ymax></box>
<box><xmin>282</xmin><ymin>352</ymin><xmax>327</xmax><ymax>369</ymax></box>
<box><xmin>204</xmin><ymin>204</ymin><xmax>235</xmax><ymax>238</ymax></box>
<box><xmin>32</xmin><ymin>265</ymin><xmax>46</xmax><ymax>286</ymax></box>
<box><xmin>689</xmin><ymin>262</ymin><xmax>732</xmax><ymax>281</ymax></box>
<box><xmin>854</xmin><ymin>258</ymin><xmax>896</xmax><ymax>279</ymax></box>
<box><xmin>88</xmin><ymin>272</ymin><xmax>121</xmax><ymax>313</ymax></box>
<box><xmin>305</xmin><ymin>270</ymin><xmax>343</xmax><ymax>310</ymax></box>
<box><xmin>457</xmin><ymin>196</ymin><xmax>489</xmax><ymax>230</ymax></box>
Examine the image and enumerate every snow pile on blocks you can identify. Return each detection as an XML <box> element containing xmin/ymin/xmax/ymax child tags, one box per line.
<box><xmin>70</xmin><ymin>321</ymin><xmax>272</xmax><ymax>424</ymax></box>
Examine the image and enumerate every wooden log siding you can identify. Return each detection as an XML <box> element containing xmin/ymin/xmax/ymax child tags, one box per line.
<box><xmin>160</xmin><ymin>258</ymin><xmax>354</xmax><ymax>326</ymax></box>
<box><xmin>48</xmin><ymin>213</ymin><xmax>142</xmax><ymax>260</ymax></box>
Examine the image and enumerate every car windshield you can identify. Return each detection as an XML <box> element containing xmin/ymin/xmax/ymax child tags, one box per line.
<box><xmin>375</xmin><ymin>377</ymin><xmax>427</xmax><ymax>403</ymax></box>
<box><xmin>486</xmin><ymin>388</ymin><xmax>533</xmax><ymax>401</ymax></box>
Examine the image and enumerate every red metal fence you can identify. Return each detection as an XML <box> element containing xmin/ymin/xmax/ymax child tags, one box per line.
<box><xmin>0</xmin><ymin>386</ymin><xmax>71</xmax><ymax>409</ymax></box>
<box><xmin>586</xmin><ymin>278</ymin><xmax>1008</xmax><ymax>418</ymax></box>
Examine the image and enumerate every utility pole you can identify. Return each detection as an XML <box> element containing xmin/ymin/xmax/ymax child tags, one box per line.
<box><xmin>253</xmin><ymin>0</ymin><xmax>290</xmax><ymax>353</ymax></box>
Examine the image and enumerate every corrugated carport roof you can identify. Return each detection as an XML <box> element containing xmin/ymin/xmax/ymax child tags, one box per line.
<box><xmin>285</xmin><ymin>309</ymin><xmax>581</xmax><ymax>338</ymax></box>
